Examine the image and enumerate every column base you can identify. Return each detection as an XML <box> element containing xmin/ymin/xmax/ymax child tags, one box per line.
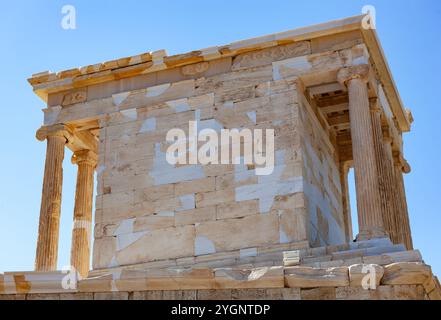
<box><xmin>356</xmin><ymin>228</ymin><xmax>389</xmax><ymax>241</ymax></box>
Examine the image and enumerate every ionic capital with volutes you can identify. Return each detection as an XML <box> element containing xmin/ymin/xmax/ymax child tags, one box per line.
<box><xmin>36</xmin><ymin>124</ymin><xmax>74</xmax><ymax>143</ymax></box>
<box><xmin>71</xmin><ymin>150</ymin><xmax>98</xmax><ymax>167</ymax></box>
<box><xmin>337</xmin><ymin>64</ymin><xmax>370</xmax><ymax>86</ymax></box>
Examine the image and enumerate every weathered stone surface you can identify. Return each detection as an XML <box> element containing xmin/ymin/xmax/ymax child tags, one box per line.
<box><xmin>300</xmin><ymin>287</ymin><xmax>336</xmax><ymax>300</ymax></box>
<box><xmin>59</xmin><ymin>293</ymin><xmax>94</xmax><ymax>300</ymax></box>
<box><xmin>197</xmin><ymin>289</ymin><xmax>232</xmax><ymax>300</ymax></box>
<box><xmin>195</xmin><ymin>214</ymin><xmax>279</xmax><ymax>253</ymax></box>
<box><xmin>214</xmin><ymin>267</ymin><xmax>284</xmax><ymax>289</ymax></box>
<box><xmin>26</xmin><ymin>293</ymin><xmax>60</xmax><ymax>300</ymax></box>
<box><xmin>382</xmin><ymin>263</ymin><xmax>432</xmax><ymax>285</ymax></box>
<box><xmin>0</xmin><ymin>294</ymin><xmax>26</xmax><ymax>300</ymax></box>
<box><xmin>285</xmin><ymin>266</ymin><xmax>349</xmax><ymax>288</ymax></box>
<box><xmin>94</xmin><ymin>292</ymin><xmax>129</xmax><ymax>300</ymax></box>
<box><xmin>265</xmin><ymin>288</ymin><xmax>301</xmax><ymax>300</ymax></box>
<box><xmin>115</xmin><ymin>225</ymin><xmax>196</xmax><ymax>266</ymax></box>
<box><xmin>232</xmin><ymin>42</ymin><xmax>311</xmax><ymax>70</ymax></box>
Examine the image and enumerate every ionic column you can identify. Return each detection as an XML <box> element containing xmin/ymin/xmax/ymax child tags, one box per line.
<box><xmin>70</xmin><ymin>150</ymin><xmax>97</xmax><ymax>278</ymax></box>
<box><xmin>35</xmin><ymin>124</ymin><xmax>73</xmax><ymax>271</ymax></box>
<box><xmin>339</xmin><ymin>161</ymin><xmax>353</xmax><ymax>242</ymax></box>
<box><xmin>338</xmin><ymin>65</ymin><xmax>387</xmax><ymax>240</ymax></box>
<box><xmin>393</xmin><ymin>152</ymin><xmax>414</xmax><ymax>250</ymax></box>
<box><xmin>370</xmin><ymin>101</ymin><xmax>399</xmax><ymax>243</ymax></box>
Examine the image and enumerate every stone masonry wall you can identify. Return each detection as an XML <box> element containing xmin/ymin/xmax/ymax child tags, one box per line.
<box><xmin>88</xmin><ymin>38</ymin><xmax>366</xmax><ymax>270</ymax></box>
<box><xmin>92</xmin><ymin>45</ymin><xmax>311</xmax><ymax>270</ymax></box>
<box><xmin>299</xmin><ymin>96</ymin><xmax>345</xmax><ymax>247</ymax></box>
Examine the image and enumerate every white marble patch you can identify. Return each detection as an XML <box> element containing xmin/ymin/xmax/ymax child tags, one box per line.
<box><xmin>146</xmin><ymin>83</ymin><xmax>170</xmax><ymax>97</ymax></box>
<box><xmin>246</xmin><ymin>111</ymin><xmax>257</xmax><ymax>124</ymax></box>
<box><xmin>223</xmin><ymin>101</ymin><xmax>234</xmax><ymax>109</ymax></box>
<box><xmin>117</xmin><ymin>232</ymin><xmax>147</xmax><ymax>251</ymax></box>
<box><xmin>198</xmin><ymin>119</ymin><xmax>224</xmax><ymax>132</ymax></box>
<box><xmin>112</xmin><ymin>92</ymin><xmax>130</xmax><ymax>106</ymax></box>
<box><xmin>120</xmin><ymin>109</ymin><xmax>137</xmax><ymax>120</ymax></box>
<box><xmin>157</xmin><ymin>211</ymin><xmax>175</xmax><ymax>217</ymax></box>
<box><xmin>273</xmin><ymin>56</ymin><xmax>312</xmax><ymax>80</ymax></box>
<box><xmin>150</xmin><ymin>143</ymin><xmax>205</xmax><ymax>185</ymax></box>
<box><xmin>240</xmin><ymin>248</ymin><xmax>257</xmax><ymax>259</ymax></box>
<box><xmin>167</xmin><ymin>98</ymin><xmax>190</xmax><ymax>113</ymax></box>
<box><xmin>114</xmin><ymin>218</ymin><xmax>135</xmax><ymax>236</ymax></box>
<box><xmin>109</xmin><ymin>256</ymin><xmax>119</xmax><ymax>268</ymax></box>
<box><xmin>195</xmin><ymin>236</ymin><xmax>216</xmax><ymax>256</ymax></box>
<box><xmin>176</xmin><ymin>194</ymin><xmax>196</xmax><ymax>212</ymax></box>
<box><xmin>139</xmin><ymin>117</ymin><xmax>156</xmax><ymax>133</ymax></box>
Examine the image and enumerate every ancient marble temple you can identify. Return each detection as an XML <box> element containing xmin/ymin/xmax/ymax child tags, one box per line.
<box><xmin>1</xmin><ymin>15</ymin><xmax>440</xmax><ymax>300</ymax></box>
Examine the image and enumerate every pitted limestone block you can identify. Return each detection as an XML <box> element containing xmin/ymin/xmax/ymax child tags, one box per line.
<box><xmin>163</xmin><ymin>290</ymin><xmax>197</xmax><ymax>300</ymax></box>
<box><xmin>59</xmin><ymin>293</ymin><xmax>94</xmax><ymax>300</ymax></box>
<box><xmin>349</xmin><ymin>237</ymin><xmax>392</xmax><ymax>250</ymax></box>
<box><xmin>336</xmin><ymin>286</ymin><xmax>373</xmax><ymax>300</ymax></box>
<box><xmin>175</xmin><ymin>177</ymin><xmax>216</xmax><ymax>196</ymax></box>
<box><xmin>362</xmin><ymin>250</ymin><xmax>421</xmax><ymax>266</ymax></box>
<box><xmin>143</xmin><ymin>268</ymin><xmax>215</xmax><ymax>290</ymax></box>
<box><xmin>273</xmin><ymin>50</ymin><xmax>346</xmax><ymax>81</ymax></box>
<box><xmin>301</xmin><ymin>255</ymin><xmax>332</xmax><ymax>265</ymax></box>
<box><xmin>331</xmin><ymin>248</ymin><xmax>366</xmax><ymax>261</ymax></box>
<box><xmin>132</xmin><ymin>291</ymin><xmax>164</xmax><ymax>300</ymax></box>
<box><xmin>216</xmin><ymin>200</ymin><xmax>259</xmax><ymax>220</ymax></box>
<box><xmin>316</xmin><ymin>260</ymin><xmax>344</xmax><ymax>268</ymax></box>
<box><xmin>393</xmin><ymin>285</ymin><xmax>425</xmax><ymax>300</ymax></box>
<box><xmin>284</xmin><ymin>266</ymin><xmax>349</xmax><ymax>288</ymax></box>
<box><xmin>0</xmin><ymin>294</ymin><xmax>26</xmax><ymax>300</ymax></box>
<box><xmin>232</xmin><ymin>41</ymin><xmax>311</xmax><ymax>70</ymax></box>
<box><xmin>82</xmin><ymin>268</ymin><xmax>216</xmax><ymax>292</ymax></box>
<box><xmin>197</xmin><ymin>289</ymin><xmax>232</xmax><ymax>300</ymax></box>
<box><xmin>181</xmin><ymin>62</ymin><xmax>209</xmax><ymax>76</ymax></box>
<box><xmin>384</xmin><ymin>250</ymin><xmax>422</xmax><ymax>263</ymax></box>
<box><xmin>231</xmin><ymin>289</ymin><xmax>267</xmax><ymax>300</ymax></box>
<box><xmin>364</xmin><ymin>244</ymin><xmax>406</xmax><ymax>256</ymax></box>
<box><xmin>78</xmin><ymin>274</ymin><xmax>114</xmax><ymax>292</ymax></box>
<box><xmin>115</xmin><ymin>225</ymin><xmax>196</xmax><ymax>266</ymax></box>
<box><xmin>300</xmin><ymin>287</ymin><xmax>336</xmax><ymax>300</ymax></box>
<box><xmin>382</xmin><ymin>262</ymin><xmax>432</xmax><ymax>285</ymax></box>
<box><xmin>26</xmin><ymin>293</ymin><xmax>61</xmax><ymax>300</ymax></box>
<box><xmin>265</xmin><ymin>288</ymin><xmax>301</xmax><ymax>300</ymax></box>
<box><xmin>175</xmin><ymin>206</ymin><xmax>217</xmax><ymax>226</ymax></box>
<box><xmin>348</xmin><ymin>264</ymin><xmax>384</xmax><ymax>287</ymax></box>
<box><xmin>427</xmin><ymin>277</ymin><xmax>441</xmax><ymax>300</ymax></box>
<box><xmin>195</xmin><ymin>214</ymin><xmax>279</xmax><ymax>253</ymax></box>
<box><xmin>94</xmin><ymin>292</ymin><xmax>129</xmax><ymax>300</ymax></box>
<box><xmin>325</xmin><ymin>243</ymin><xmax>350</xmax><ymax>254</ymax></box>
<box><xmin>214</xmin><ymin>266</ymin><xmax>284</xmax><ymax>289</ymax></box>
<box><xmin>1</xmin><ymin>271</ymin><xmax>73</xmax><ymax>295</ymax></box>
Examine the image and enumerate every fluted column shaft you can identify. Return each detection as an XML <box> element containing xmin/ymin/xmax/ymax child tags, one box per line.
<box><xmin>35</xmin><ymin>125</ymin><xmax>72</xmax><ymax>271</ymax></box>
<box><xmin>370</xmin><ymin>104</ymin><xmax>400</xmax><ymax>243</ymax></box>
<box><xmin>393</xmin><ymin>154</ymin><xmax>414</xmax><ymax>250</ymax></box>
<box><xmin>339</xmin><ymin>161</ymin><xmax>353</xmax><ymax>242</ymax></box>
<box><xmin>338</xmin><ymin>65</ymin><xmax>387</xmax><ymax>240</ymax></box>
<box><xmin>70</xmin><ymin>150</ymin><xmax>97</xmax><ymax>278</ymax></box>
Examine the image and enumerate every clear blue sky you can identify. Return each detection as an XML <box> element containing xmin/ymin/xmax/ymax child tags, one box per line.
<box><xmin>0</xmin><ymin>0</ymin><xmax>440</xmax><ymax>276</ymax></box>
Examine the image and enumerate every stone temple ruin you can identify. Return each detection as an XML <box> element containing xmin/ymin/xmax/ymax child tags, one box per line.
<box><xmin>1</xmin><ymin>15</ymin><xmax>440</xmax><ymax>300</ymax></box>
